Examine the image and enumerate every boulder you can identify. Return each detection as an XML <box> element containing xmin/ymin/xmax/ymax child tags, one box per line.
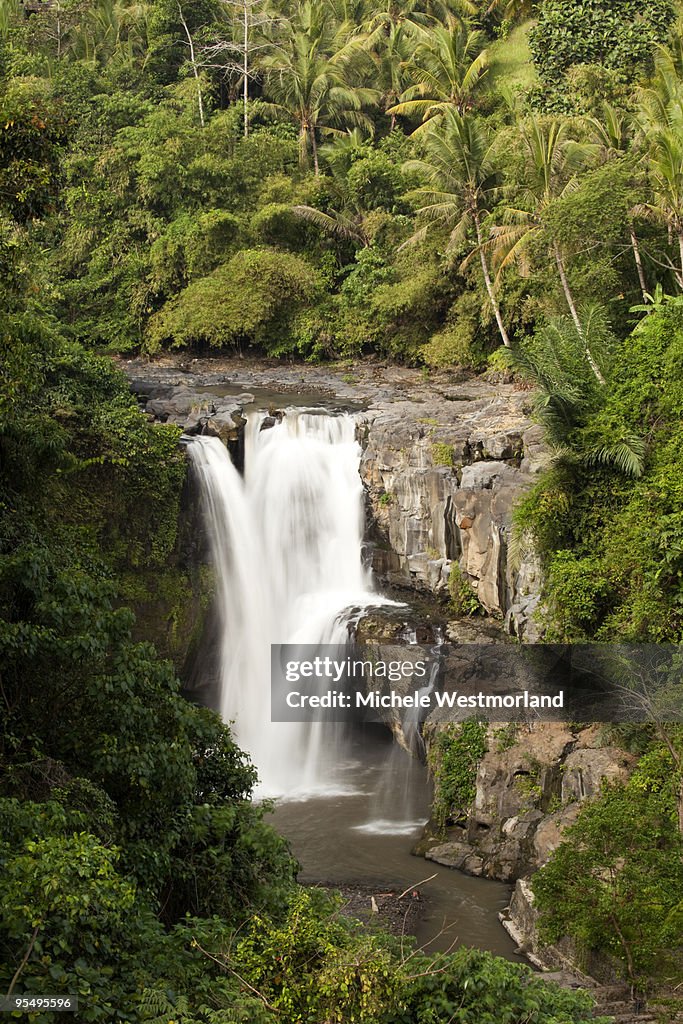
<box><xmin>204</xmin><ymin>404</ymin><xmax>246</xmax><ymax>442</ymax></box>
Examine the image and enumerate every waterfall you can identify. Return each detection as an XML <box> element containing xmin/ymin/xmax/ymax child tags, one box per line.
<box><xmin>188</xmin><ymin>410</ymin><xmax>385</xmax><ymax>798</ymax></box>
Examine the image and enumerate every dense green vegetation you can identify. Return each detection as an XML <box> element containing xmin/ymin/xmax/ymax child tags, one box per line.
<box><xmin>0</xmin><ymin>0</ymin><xmax>676</xmax><ymax>366</ymax></box>
<box><xmin>0</xmin><ymin>163</ymin><xmax>604</xmax><ymax>1020</ymax></box>
<box><xmin>428</xmin><ymin>720</ymin><xmax>488</xmax><ymax>832</ymax></box>
<box><xmin>533</xmin><ymin>760</ymin><xmax>683</xmax><ymax>994</ymax></box>
<box><xmin>1</xmin><ymin>0</ymin><xmax>683</xmax><ymax>1017</ymax></box>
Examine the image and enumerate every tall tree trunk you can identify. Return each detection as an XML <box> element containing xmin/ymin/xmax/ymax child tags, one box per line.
<box><xmin>630</xmin><ymin>226</ymin><xmax>648</xmax><ymax>302</ymax></box>
<box><xmin>298</xmin><ymin>125</ymin><xmax>308</xmax><ymax>170</ymax></box>
<box><xmin>474</xmin><ymin>210</ymin><xmax>510</xmax><ymax>348</ymax></box>
<box><xmin>311</xmin><ymin>126</ymin><xmax>319</xmax><ymax>175</ymax></box>
<box><xmin>553</xmin><ymin>243</ymin><xmax>605</xmax><ymax>385</ymax></box>
<box><xmin>56</xmin><ymin>2</ymin><xmax>62</xmax><ymax>59</ymax></box>
<box><xmin>243</xmin><ymin>0</ymin><xmax>249</xmax><ymax>137</ymax></box>
<box><xmin>177</xmin><ymin>3</ymin><xmax>205</xmax><ymax>128</ymax></box>
<box><xmin>554</xmin><ymin>242</ymin><xmax>581</xmax><ymax>330</ymax></box>
<box><xmin>610</xmin><ymin>912</ymin><xmax>638</xmax><ymax>996</ymax></box>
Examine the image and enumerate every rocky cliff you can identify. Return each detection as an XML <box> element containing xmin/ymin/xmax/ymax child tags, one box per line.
<box><xmin>123</xmin><ymin>357</ymin><xmax>548</xmax><ymax>642</ymax></box>
<box><xmin>357</xmin><ymin>382</ymin><xmax>546</xmax><ymax>639</ymax></box>
<box><xmin>420</xmin><ymin>721</ymin><xmax>635</xmax><ymax>882</ymax></box>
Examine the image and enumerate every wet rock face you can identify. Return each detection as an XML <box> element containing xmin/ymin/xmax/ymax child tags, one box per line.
<box><xmin>422</xmin><ymin>722</ymin><xmax>635</xmax><ymax>883</ymax></box>
<box><xmin>358</xmin><ymin>384</ymin><xmax>546</xmax><ymax>640</ymax></box>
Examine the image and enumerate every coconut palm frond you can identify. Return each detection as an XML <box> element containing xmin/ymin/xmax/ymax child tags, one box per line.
<box><xmin>397</xmin><ymin>223</ymin><xmax>431</xmax><ymax>251</ymax></box>
<box><xmin>292</xmin><ymin>204</ymin><xmax>366</xmax><ymax>243</ymax></box>
<box><xmin>584</xmin><ymin>436</ymin><xmax>647</xmax><ymax>479</ymax></box>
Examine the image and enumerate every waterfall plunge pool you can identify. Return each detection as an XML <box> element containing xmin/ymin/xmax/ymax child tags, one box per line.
<box><xmin>267</xmin><ymin>725</ymin><xmax>519</xmax><ymax>960</ymax></box>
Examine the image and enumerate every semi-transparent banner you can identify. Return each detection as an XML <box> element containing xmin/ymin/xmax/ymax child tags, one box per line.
<box><xmin>270</xmin><ymin>644</ymin><xmax>683</xmax><ymax>723</ymax></box>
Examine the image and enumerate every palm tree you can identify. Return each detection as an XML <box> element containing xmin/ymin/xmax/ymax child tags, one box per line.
<box><xmin>636</xmin><ymin>49</ymin><xmax>683</xmax><ymax>293</ymax></box>
<box><xmin>0</xmin><ymin>0</ymin><xmax>21</xmax><ymax>41</ymax></box>
<box><xmin>70</xmin><ymin>0</ymin><xmax>150</xmax><ymax>68</ymax></box>
<box><xmin>291</xmin><ymin>128</ymin><xmax>394</xmax><ymax>246</ymax></box>
<box><xmin>386</xmin><ymin>22</ymin><xmax>489</xmax><ymax>132</ymax></box>
<box><xmin>589</xmin><ymin>102</ymin><xmax>649</xmax><ymax>301</ymax></box>
<box><xmin>261</xmin><ymin>1</ymin><xmax>377</xmax><ymax>172</ymax></box>
<box><xmin>326</xmin><ymin>0</ymin><xmax>373</xmax><ymax>25</ymax></box>
<box><xmin>493</xmin><ymin>115</ymin><xmax>605</xmax><ymax>382</ymax></box>
<box><xmin>292</xmin><ymin>196</ymin><xmax>374</xmax><ymax>247</ymax></box>
<box><xmin>368</xmin><ymin>21</ymin><xmax>415</xmax><ymax>128</ymax></box>
<box><xmin>639</xmin><ymin>125</ymin><xmax>683</xmax><ymax>291</ymax></box>
<box><xmin>403</xmin><ymin>108</ymin><xmax>510</xmax><ymax>347</ymax></box>
<box><xmin>514</xmin><ymin>308</ymin><xmax>645</xmax><ymax>479</ymax></box>
<box><xmin>638</xmin><ymin>40</ymin><xmax>683</xmax><ymax>132</ymax></box>
<box><xmin>365</xmin><ymin>0</ymin><xmax>475</xmax><ymax>33</ymax></box>
<box><xmin>483</xmin><ymin>0</ymin><xmax>534</xmax><ymax>19</ymax></box>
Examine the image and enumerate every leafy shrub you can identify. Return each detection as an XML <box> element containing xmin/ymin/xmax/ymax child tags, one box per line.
<box><xmin>0</xmin><ymin>82</ymin><xmax>68</xmax><ymax>222</ymax></box>
<box><xmin>448</xmin><ymin>564</ymin><xmax>482</xmax><ymax>617</ymax></box>
<box><xmin>533</xmin><ymin>778</ymin><xmax>683</xmax><ymax>992</ymax></box>
<box><xmin>421</xmin><ymin>291</ymin><xmax>486</xmax><ymax>369</ymax></box>
<box><xmin>250</xmin><ymin>202</ymin><xmax>313</xmax><ymax>249</ymax></box>
<box><xmin>431</xmin><ymin>441</ymin><xmax>455</xmax><ymax>467</ymax></box>
<box><xmin>421</xmin><ymin>323</ymin><xmax>482</xmax><ymax>370</ymax></box>
<box><xmin>486</xmin><ymin>346</ymin><xmax>516</xmax><ymax>374</ymax></box>
<box><xmin>530</xmin><ymin>0</ymin><xmax>675</xmax><ymax>90</ymax></box>
<box><xmin>145</xmin><ymin>248</ymin><xmax>321</xmax><ymax>353</ymax></box>
<box><xmin>149</xmin><ymin>210</ymin><xmax>242</xmax><ymax>294</ymax></box>
<box><xmin>545</xmin><ymin>550</ymin><xmax>613</xmax><ymax>640</ymax></box>
<box><xmin>345</xmin><ymin>150</ymin><xmax>405</xmax><ymax>213</ymax></box>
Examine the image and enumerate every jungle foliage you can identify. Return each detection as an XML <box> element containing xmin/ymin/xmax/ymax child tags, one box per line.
<box><xmin>1</xmin><ymin>0</ymin><xmax>683</xmax><ymax>1016</ymax></box>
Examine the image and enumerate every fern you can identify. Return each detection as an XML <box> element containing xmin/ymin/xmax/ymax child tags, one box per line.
<box><xmin>139</xmin><ymin>988</ymin><xmax>193</xmax><ymax>1023</ymax></box>
<box><xmin>511</xmin><ymin>308</ymin><xmax>648</xmax><ymax>479</ymax></box>
<box><xmin>138</xmin><ymin>985</ymin><xmax>272</xmax><ymax>1024</ymax></box>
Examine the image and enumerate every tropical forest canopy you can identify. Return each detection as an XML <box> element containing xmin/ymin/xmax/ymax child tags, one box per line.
<box><xmin>1</xmin><ymin>0</ymin><xmax>683</xmax><ymax>1019</ymax></box>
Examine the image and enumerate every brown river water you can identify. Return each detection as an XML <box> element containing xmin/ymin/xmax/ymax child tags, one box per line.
<box><xmin>268</xmin><ymin>725</ymin><xmax>520</xmax><ymax>960</ymax></box>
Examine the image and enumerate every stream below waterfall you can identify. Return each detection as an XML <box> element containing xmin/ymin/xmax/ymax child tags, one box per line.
<box><xmin>186</xmin><ymin>399</ymin><xmax>520</xmax><ymax>962</ymax></box>
<box><xmin>268</xmin><ymin>727</ymin><xmax>519</xmax><ymax>959</ymax></box>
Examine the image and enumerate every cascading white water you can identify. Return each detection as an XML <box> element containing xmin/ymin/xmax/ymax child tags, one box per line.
<box><xmin>188</xmin><ymin>409</ymin><xmax>386</xmax><ymax>798</ymax></box>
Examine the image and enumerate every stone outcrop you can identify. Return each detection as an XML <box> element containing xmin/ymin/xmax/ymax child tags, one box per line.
<box><xmin>358</xmin><ymin>384</ymin><xmax>547</xmax><ymax>640</ymax></box>
<box><xmin>500</xmin><ymin>881</ymin><xmax>634</xmax><ymax>993</ymax></box>
<box><xmin>132</xmin><ymin>378</ymin><xmax>253</xmax><ymax>442</ymax></box>
<box><xmin>421</xmin><ymin>722</ymin><xmax>635</xmax><ymax>883</ymax></box>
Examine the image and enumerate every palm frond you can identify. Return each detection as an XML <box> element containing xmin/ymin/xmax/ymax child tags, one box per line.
<box><xmin>292</xmin><ymin>204</ymin><xmax>365</xmax><ymax>243</ymax></box>
<box><xmin>584</xmin><ymin>436</ymin><xmax>646</xmax><ymax>478</ymax></box>
<box><xmin>397</xmin><ymin>223</ymin><xmax>431</xmax><ymax>251</ymax></box>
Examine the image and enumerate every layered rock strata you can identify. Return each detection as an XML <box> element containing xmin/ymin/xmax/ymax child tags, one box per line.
<box><xmin>358</xmin><ymin>385</ymin><xmax>546</xmax><ymax>643</ymax></box>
